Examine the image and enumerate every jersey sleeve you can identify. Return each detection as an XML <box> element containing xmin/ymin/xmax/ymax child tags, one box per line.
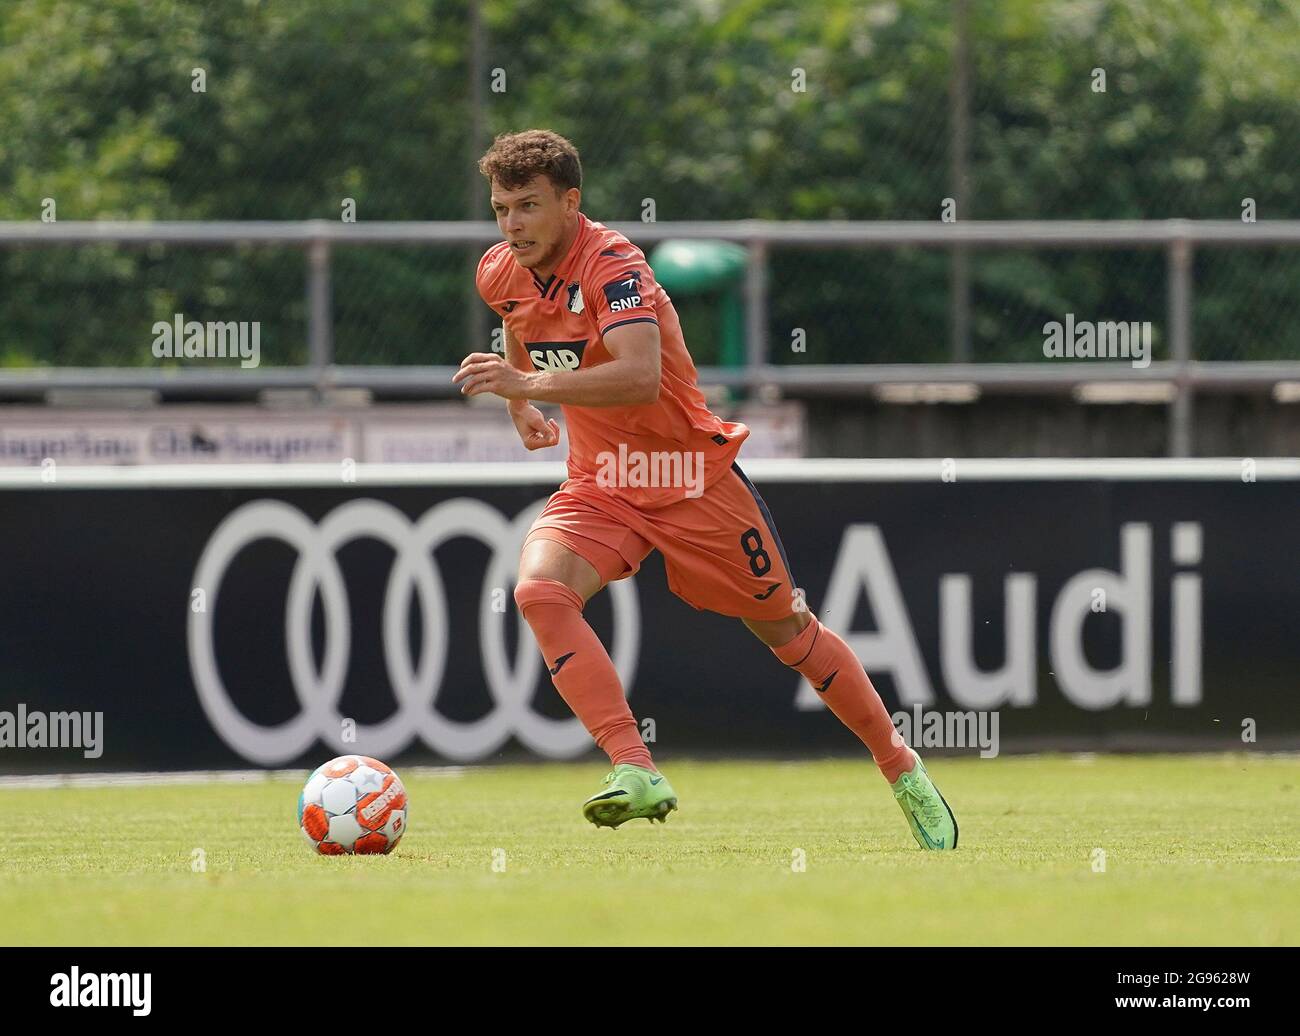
<box><xmin>586</xmin><ymin>249</ymin><xmax>660</xmax><ymax>337</ymax></box>
<box><xmin>475</xmin><ymin>244</ymin><xmax>508</xmax><ymax>307</ymax></box>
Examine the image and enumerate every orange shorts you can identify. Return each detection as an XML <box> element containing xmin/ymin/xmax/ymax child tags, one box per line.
<box><xmin>523</xmin><ymin>462</ymin><xmax>799</xmax><ymax>621</ymax></box>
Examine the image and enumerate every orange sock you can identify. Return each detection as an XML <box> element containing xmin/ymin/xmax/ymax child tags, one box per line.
<box><xmin>771</xmin><ymin>615</ymin><xmax>914</xmax><ymax>782</ymax></box>
<box><xmin>514</xmin><ymin>578</ymin><xmax>655</xmax><ymax>770</ymax></box>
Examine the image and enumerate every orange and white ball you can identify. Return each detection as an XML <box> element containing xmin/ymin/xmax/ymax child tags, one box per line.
<box><xmin>298</xmin><ymin>755</ymin><xmax>408</xmax><ymax>855</ymax></box>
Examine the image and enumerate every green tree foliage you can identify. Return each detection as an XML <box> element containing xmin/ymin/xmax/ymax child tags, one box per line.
<box><xmin>0</xmin><ymin>0</ymin><xmax>1296</xmax><ymax>368</ymax></box>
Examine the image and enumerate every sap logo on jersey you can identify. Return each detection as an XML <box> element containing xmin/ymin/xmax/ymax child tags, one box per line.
<box><xmin>603</xmin><ymin>270</ymin><xmax>643</xmax><ymax>312</ymax></box>
<box><xmin>528</xmin><ymin>339</ymin><xmax>587</xmax><ymax>372</ymax></box>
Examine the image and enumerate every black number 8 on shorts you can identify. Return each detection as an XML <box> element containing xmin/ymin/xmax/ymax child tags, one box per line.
<box><xmin>740</xmin><ymin>527</ymin><xmax>771</xmax><ymax>577</ymax></box>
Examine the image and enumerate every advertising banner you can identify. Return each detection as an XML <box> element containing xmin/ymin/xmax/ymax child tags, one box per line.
<box><xmin>1</xmin><ymin>460</ymin><xmax>1295</xmax><ymax>770</ymax></box>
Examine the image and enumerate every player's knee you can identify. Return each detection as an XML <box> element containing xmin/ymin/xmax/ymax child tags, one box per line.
<box><xmin>513</xmin><ymin>577</ymin><xmax>585</xmax><ymax>617</ymax></box>
<box><xmin>519</xmin><ymin>538</ymin><xmax>602</xmax><ymax>599</ymax></box>
<box><xmin>744</xmin><ymin>610</ymin><xmax>814</xmax><ymax>649</ymax></box>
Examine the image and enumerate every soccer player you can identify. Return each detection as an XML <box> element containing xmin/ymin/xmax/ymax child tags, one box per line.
<box><xmin>453</xmin><ymin>130</ymin><xmax>958</xmax><ymax>850</ymax></box>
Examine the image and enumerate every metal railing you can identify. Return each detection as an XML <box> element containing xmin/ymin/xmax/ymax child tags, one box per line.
<box><xmin>3</xmin><ymin>219</ymin><xmax>1299</xmax><ymax>456</ymax></box>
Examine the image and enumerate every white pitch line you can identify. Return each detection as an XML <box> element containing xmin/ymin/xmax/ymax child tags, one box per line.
<box><xmin>0</xmin><ymin>766</ymin><xmax>467</xmax><ymax>789</ymax></box>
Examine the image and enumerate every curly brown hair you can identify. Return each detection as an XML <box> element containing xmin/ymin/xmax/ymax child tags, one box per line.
<box><xmin>477</xmin><ymin>130</ymin><xmax>582</xmax><ymax>193</ymax></box>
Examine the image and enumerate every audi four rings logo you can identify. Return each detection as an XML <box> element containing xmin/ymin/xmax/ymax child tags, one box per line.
<box><xmin>187</xmin><ymin>498</ymin><xmax>640</xmax><ymax>765</ymax></box>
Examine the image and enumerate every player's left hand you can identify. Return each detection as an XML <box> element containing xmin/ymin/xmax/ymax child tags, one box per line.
<box><xmin>452</xmin><ymin>352</ymin><xmax>536</xmax><ymax>400</ymax></box>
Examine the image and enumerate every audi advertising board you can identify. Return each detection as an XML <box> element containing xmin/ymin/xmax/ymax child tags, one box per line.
<box><xmin>1</xmin><ymin>459</ymin><xmax>1297</xmax><ymax>771</ymax></box>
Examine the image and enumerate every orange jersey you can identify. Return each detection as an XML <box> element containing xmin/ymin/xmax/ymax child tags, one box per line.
<box><xmin>475</xmin><ymin>212</ymin><xmax>748</xmax><ymax>509</ymax></box>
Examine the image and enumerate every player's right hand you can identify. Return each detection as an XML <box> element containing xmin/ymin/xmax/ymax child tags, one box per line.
<box><xmin>509</xmin><ymin>402</ymin><xmax>561</xmax><ymax>451</ymax></box>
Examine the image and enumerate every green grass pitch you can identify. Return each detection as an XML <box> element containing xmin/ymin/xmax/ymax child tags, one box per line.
<box><xmin>1</xmin><ymin>754</ymin><xmax>1297</xmax><ymax>945</ymax></box>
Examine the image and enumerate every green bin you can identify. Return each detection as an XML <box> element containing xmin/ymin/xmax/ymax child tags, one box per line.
<box><xmin>649</xmin><ymin>240</ymin><xmax>748</xmax><ymax>369</ymax></box>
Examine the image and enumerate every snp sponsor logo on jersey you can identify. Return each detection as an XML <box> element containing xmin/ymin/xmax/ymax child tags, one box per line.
<box><xmin>50</xmin><ymin>967</ymin><xmax>151</xmax><ymax>1016</ymax></box>
<box><xmin>527</xmin><ymin>339</ymin><xmax>587</xmax><ymax>372</ymax></box>
<box><xmin>603</xmin><ymin>270</ymin><xmax>643</xmax><ymax>312</ymax></box>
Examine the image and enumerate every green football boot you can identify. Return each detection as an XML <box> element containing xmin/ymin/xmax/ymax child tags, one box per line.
<box><xmin>582</xmin><ymin>763</ymin><xmax>678</xmax><ymax>829</ymax></box>
<box><xmin>891</xmin><ymin>752</ymin><xmax>959</xmax><ymax>850</ymax></box>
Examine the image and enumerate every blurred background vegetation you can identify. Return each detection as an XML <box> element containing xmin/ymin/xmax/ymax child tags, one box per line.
<box><xmin>0</xmin><ymin>0</ymin><xmax>1296</xmax><ymax>369</ymax></box>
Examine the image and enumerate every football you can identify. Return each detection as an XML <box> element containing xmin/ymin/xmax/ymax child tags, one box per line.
<box><xmin>298</xmin><ymin>755</ymin><xmax>408</xmax><ymax>856</ymax></box>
